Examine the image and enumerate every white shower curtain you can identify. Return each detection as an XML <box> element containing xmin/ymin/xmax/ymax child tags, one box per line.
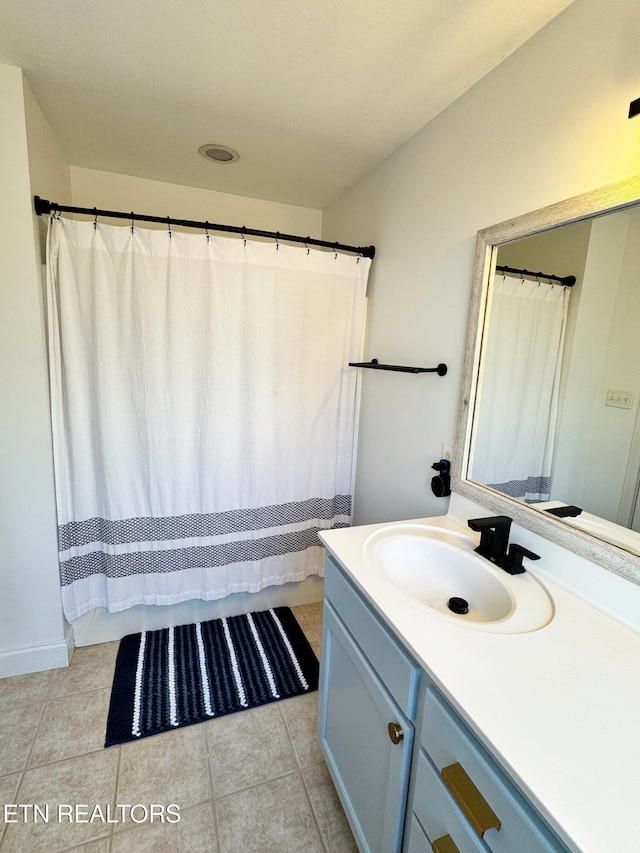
<box><xmin>46</xmin><ymin>217</ymin><xmax>369</xmax><ymax>621</ymax></box>
<box><xmin>470</xmin><ymin>274</ymin><xmax>569</xmax><ymax>502</ymax></box>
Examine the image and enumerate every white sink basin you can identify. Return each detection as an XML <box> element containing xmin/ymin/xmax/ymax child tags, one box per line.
<box><xmin>363</xmin><ymin>524</ymin><xmax>553</xmax><ymax>633</ymax></box>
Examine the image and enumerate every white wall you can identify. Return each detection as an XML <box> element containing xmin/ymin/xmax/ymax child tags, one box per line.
<box><xmin>322</xmin><ymin>0</ymin><xmax>640</xmax><ymax>526</ymax></box>
<box><xmin>23</xmin><ymin>78</ymin><xmax>73</xmax><ymax>259</ymax></box>
<box><xmin>70</xmin><ymin>167</ymin><xmax>322</xmax><ymax>238</ymax></box>
<box><xmin>0</xmin><ymin>65</ymin><xmax>69</xmax><ymax>675</ymax></box>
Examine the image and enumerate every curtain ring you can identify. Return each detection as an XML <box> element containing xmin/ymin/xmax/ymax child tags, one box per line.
<box><xmin>93</xmin><ymin>208</ymin><xmax>98</xmax><ymax>230</ymax></box>
<box><xmin>167</xmin><ymin>216</ymin><xmax>172</xmax><ymax>239</ymax></box>
<box><xmin>130</xmin><ymin>211</ymin><xmax>135</xmax><ymax>233</ymax></box>
<box><xmin>205</xmin><ymin>221</ymin><xmax>210</xmax><ymax>243</ymax></box>
<box><xmin>241</xmin><ymin>227</ymin><xmax>246</xmax><ymax>248</ymax></box>
<box><xmin>334</xmin><ymin>243</ymin><xmax>338</xmax><ymax>261</ymax></box>
<box><xmin>275</xmin><ymin>231</ymin><xmax>280</xmax><ymax>251</ymax></box>
<box><xmin>304</xmin><ymin>238</ymin><xmax>310</xmax><ymax>256</ymax></box>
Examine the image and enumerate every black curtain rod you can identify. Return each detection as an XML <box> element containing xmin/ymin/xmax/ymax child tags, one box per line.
<box><xmin>496</xmin><ymin>263</ymin><xmax>576</xmax><ymax>287</ymax></box>
<box><xmin>33</xmin><ymin>196</ymin><xmax>376</xmax><ymax>260</ymax></box>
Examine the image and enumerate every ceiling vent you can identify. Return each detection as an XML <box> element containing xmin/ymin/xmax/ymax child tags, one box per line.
<box><xmin>198</xmin><ymin>144</ymin><xmax>240</xmax><ymax>164</ymax></box>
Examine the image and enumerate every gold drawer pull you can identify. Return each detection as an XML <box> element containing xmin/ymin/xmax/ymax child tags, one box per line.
<box><xmin>387</xmin><ymin>721</ymin><xmax>404</xmax><ymax>744</ymax></box>
<box><xmin>441</xmin><ymin>762</ymin><xmax>501</xmax><ymax>838</ymax></box>
<box><xmin>432</xmin><ymin>834</ymin><xmax>460</xmax><ymax>853</ymax></box>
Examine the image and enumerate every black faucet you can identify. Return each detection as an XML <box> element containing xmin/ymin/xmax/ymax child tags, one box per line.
<box><xmin>467</xmin><ymin>516</ymin><xmax>540</xmax><ymax>575</ymax></box>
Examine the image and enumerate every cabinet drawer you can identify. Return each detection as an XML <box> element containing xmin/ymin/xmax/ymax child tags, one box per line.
<box><xmin>407</xmin><ymin>814</ymin><xmax>479</xmax><ymax>853</ymax></box>
<box><xmin>412</xmin><ymin>751</ymin><xmax>486</xmax><ymax>853</ymax></box>
<box><xmin>420</xmin><ymin>688</ymin><xmax>565</xmax><ymax>852</ymax></box>
<box><xmin>405</xmin><ymin>814</ymin><xmax>433</xmax><ymax>853</ymax></box>
<box><xmin>324</xmin><ymin>556</ymin><xmax>420</xmax><ymax>716</ymax></box>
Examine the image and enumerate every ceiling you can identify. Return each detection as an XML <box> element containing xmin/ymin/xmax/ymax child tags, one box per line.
<box><xmin>0</xmin><ymin>0</ymin><xmax>576</xmax><ymax>210</ymax></box>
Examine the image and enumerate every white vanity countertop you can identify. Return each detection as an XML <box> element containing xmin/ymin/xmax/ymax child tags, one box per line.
<box><xmin>319</xmin><ymin>515</ymin><xmax>640</xmax><ymax>853</ymax></box>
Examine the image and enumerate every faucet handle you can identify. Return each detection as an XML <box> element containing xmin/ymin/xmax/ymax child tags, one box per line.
<box><xmin>504</xmin><ymin>543</ymin><xmax>540</xmax><ymax>575</ymax></box>
<box><xmin>467</xmin><ymin>516</ymin><xmax>512</xmax><ymax>563</ymax></box>
<box><xmin>467</xmin><ymin>515</ymin><xmax>512</xmax><ymax>531</ymax></box>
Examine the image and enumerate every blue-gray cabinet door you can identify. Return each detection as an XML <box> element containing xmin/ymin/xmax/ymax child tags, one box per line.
<box><xmin>318</xmin><ymin>603</ymin><xmax>414</xmax><ymax>853</ymax></box>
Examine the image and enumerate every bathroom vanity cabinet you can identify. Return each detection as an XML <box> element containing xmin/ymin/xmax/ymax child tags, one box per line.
<box><xmin>318</xmin><ymin>555</ymin><xmax>420</xmax><ymax>851</ymax></box>
<box><xmin>318</xmin><ymin>555</ymin><xmax>569</xmax><ymax>853</ymax></box>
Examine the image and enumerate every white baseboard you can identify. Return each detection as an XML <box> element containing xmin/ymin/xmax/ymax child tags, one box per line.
<box><xmin>0</xmin><ymin>638</ymin><xmax>71</xmax><ymax>677</ymax></box>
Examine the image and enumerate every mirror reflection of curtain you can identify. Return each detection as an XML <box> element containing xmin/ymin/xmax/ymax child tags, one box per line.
<box><xmin>470</xmin><ymin>275</ymin><xmax>569</xmax><ymax>503</ymax></box>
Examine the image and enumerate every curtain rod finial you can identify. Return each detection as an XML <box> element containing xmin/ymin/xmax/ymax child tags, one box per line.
<box><xmin>34</xmin><ymin>196</ymin><xmax>53</xmax><ymax>216</ymax></box>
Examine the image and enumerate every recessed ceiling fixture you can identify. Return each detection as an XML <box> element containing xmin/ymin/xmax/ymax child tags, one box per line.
<box><xmin>198</xmin><ymin>144</ymin><xmax>240</xmax><ymax>164</ymax></box>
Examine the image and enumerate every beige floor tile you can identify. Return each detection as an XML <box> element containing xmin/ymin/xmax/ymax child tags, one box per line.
<box><xmin>309</xmin><ymin>635</ymin><xmax>321</xmax><ymax>659</ymax></box>
<box><xmin>279</xmin><ymin>691</ymin><xmax>324</xmax><ymax>769</ymax></box>
<box><xmin>0</xmin><ymin>669</ymin><xmax>53</xmax><ymax>712</ymax></box>
<box><xmin>110</xmin><ymin>801</ymin><xmax>217</xmax><ymax>853</ymax></box>
<box><xmin>0</xmin><ymin>703</ymin><xmax>43</xmax><ymax>775</ymax></box>
<box><xmin>117</xmin><ymin>724</ymin><xmax>211</xmax><ymax>809</ymax></box>
<box><xmin>73</xmin><ymin>640</ymin><xmax>120</xmax><ymax>667</ymax></box>
<box><xmin>29</xmin><ymin>688</ymin><xmax>112</xmax><ymax>767</ymax></box>
<box><xmin>303</xmin><ymin>762</ymin><xmax>358</xmax><ymax>852</ymax></box>
<box><xmin>204</xmin><ymin>702</ymin><xmax>297</xmax><ymax>798</ymax></box>
<box><xmin>290</xmin><ymin>604</ymin><xmax>322</xmax><ymax>682</ymax></box>
<box><xmin>215</xmin><ymin>771</ymin><xmax>323</xmax><ymax>853</ymax></box>
<box><xmin>66</xmin><ymin>839</ymin><xmax>111</xmax><ymax>852</ymax></box>
<box><xmin>1</xmin><ymin>748</ymin><xmax>118</xmax><ymax>853</ymax></box>
<box><xmin>0</xmin><ymin>609</ymin><xmax>331</xmax><ymax>852</ymax></box>
<box><xmin>48</xmin><ymin>642</ymin><xmax>119</xmax><ymax>699</ymax></box>
<box><xmin>291</xmin><ymin>602</ymin><xmax>324</xmax><ymax>640</ymax></box>
<box><xmin>0</xmin><ymin>772</ymin><xmax>22</xmax><ymax>845</ymax></box>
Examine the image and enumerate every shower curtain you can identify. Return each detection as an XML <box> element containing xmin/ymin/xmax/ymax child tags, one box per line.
<box><xmin>470</xmin><ymin>274</ymin><xmax>569</xmax><ymax>502</ymax></box>
<box><xmin>46</xmin><ymin>217</ymin><xmax>369</xmax><ymax>621</ymax></box>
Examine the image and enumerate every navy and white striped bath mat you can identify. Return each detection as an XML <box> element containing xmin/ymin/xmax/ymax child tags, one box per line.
<box><xmin>105</xmin><ymin>607</ymin><xmax>319</xmax><ymax>746</ymax></box>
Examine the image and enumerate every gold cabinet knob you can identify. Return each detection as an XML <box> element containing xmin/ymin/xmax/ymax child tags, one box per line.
<box><xmin>387</xmin><ymin>722</ymin><xmax>404</xmax><ymax>744</ymax></box>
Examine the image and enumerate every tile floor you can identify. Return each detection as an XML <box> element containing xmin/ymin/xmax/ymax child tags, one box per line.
<box><xmin>0</xmin><ymin>603</ymin><xmax>358</xmax><ymax>852</ymax></box>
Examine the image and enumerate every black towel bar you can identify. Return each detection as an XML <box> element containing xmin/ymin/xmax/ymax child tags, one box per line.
<box><xmin>348</xmin><ymin>359</ymin><xmax>447</xmax><ymax>376</ymax></box>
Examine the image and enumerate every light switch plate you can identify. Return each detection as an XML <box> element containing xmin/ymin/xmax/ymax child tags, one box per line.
<box><xmin>605</xmin><ymin>388</ymin><xmax>634</xmax><ymax>409</ymax></box>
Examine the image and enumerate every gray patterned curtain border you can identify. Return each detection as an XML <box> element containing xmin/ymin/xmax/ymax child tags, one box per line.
<box><xmin>58</xmin><ymin>495</ymin><xmax>351</xmax><ymax>551</ymax></box>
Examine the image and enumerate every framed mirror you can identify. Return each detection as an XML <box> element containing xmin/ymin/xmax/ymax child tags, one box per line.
<box><xmin>453</xmin><ymin>174</ymin><xmax>640</xmax><ymax>586</ymax></box>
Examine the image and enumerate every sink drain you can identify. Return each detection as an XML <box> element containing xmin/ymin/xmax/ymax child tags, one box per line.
<box><xmin>447</xmin><ymin>596</ymin><xmax>469</xmax><ymax>615</ymax></box>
